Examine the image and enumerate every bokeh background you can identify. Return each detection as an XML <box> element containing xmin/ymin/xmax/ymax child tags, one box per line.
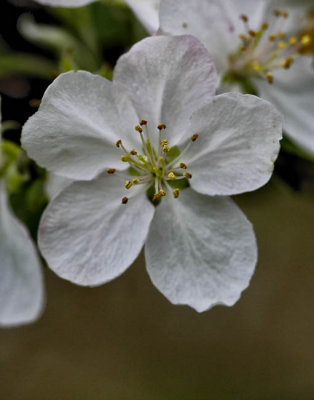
<box><xmin>1</xmin><ymin>1</ymin><xmax>314</xmax><ymax>399</ymax></box>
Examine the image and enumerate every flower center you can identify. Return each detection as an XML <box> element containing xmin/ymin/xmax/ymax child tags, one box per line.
<box><xmin>108</xmin><ymin>120</ymin><xmax>198</xmax><ymax>205</ymax></box>
<box><xmin>225</xmin><ymin>9</ymin><xmax>311</xmax><ymax>85</ymax></box>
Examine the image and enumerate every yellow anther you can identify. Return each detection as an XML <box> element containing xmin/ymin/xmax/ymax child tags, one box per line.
<box><xmin>191</xmin><ymin>133</ymin><xmax>199</xmax><ymax>142</ymax></box>
<box><xmin>159</xmin><ymin>190</ymin><xmax>166</xmax><ymax>197</ymax></box>
<box><xmin>125</xmin><ymin>180</ymin><xmax>133</xmax><ymax>189</ymax></box>
<box><xmin>160</xmin><ymin>140</ymin><xmax>169</xmax><ymax>146</ymax></box>
<box><xmin>173</xmin><ymin>188</ymin><xmax>180</xmax><ymax>198</ymax></box>
<box><xmin>282</xmin><ymin>10</ymin><xmax>288</xmax><ymax>18</ymax></box>
<box><xmin>132</xmin><ymin>178</ymin><xmax>140</xmax><ymax>184</ymax></box>
<box><xmin>277</xmin><ymin>41</ymin><xmax>287</xmax><ymax>49</ymax></box>
<box><xmin>269</xmin><ymin>34</ymin><xmax>276</xmax><ymax>42</ymax></box>
<box><xmin>261</xmin><ymin>22</ymin><xmax>269</xmax><ymax>30</ymax></box>
<box><xmin>278</xmin><ymin>31</ymin><xmax>285</xmax><ymax>39</ymax></box>
<box><xmin>135</xmin><ymin>125</ymin><xmax>143</xmax><ymax>133</ymax></box>
<box><xmin>184</xmin><ymin>172</ymin><xmax>192</xmax><ymax>179</ymax></box>
<box><xmin>273</xmin><ymin>9</ymin><xmax>281</xmax><ymax>17</ymax></box>
<box><xmin>240</xmin><ymin>45</ymin><xmax>247</xmax><ymax>52</ymax></box>
<box><xmin>301</xmin><ymin>34</ymin><xmax>311</xmax><ymax>46</ymax></box>
<box><xmin>163</xmin><ymin>145</ymin><xmax>170</xmax><ymax>152</ymax></box>
<box><xmin>139</xmin><ymin>120</ymin><xmax>147</xmax><ymax>126</ymax></box>
<box><xmin>266</xmin><ymin>72</ymin><xmax>274</xmax><ymax>84</ymax></box>
<box><xmin>121</xmin><ymin>155</ymin><xmax>129</xmax><ymax>162</ymax></box>
<box><xmin>130</xmin><ymin>149</ymin><xmax>137</xmax><ymax>155</ymax></box>
<box><xmin>248</xmin><ymin>30</ymin><xmax>256</xmax><ymax>37</ymax></box>
<box><xmin>179</xmin><ymin>163</ymin><xmax>187</xmax><ymax>169</ymax></box>
<box><xmin>168</xmin><ymin>172</ymin><xmax>176</xmax><ymax>180</ymax></box>
<box><xmin>239</xmin><ymin>33</ymin><xmax>247</xmax><ymax>40</ymax></box>
<box><xmin>152</xmin><ymin>193</ymin><xmax>160</xmax><ymax>202</ymax></box>
<box><xmin>122</xmin><ymin>197</ymin><xmax>128</xmax><ymax>204</ymax></box>
<box><xmin>240</xmin><ymin>14</ymin><xmax>248</xmax><ymax>23</ymax></box>
<box><xmin>283</xmin><ymin>57</ymin><xmax>294</xmax><ymax>69</ymax></box>
<box><xmin>116</xmin><ymin>139</ymin><xmax>122</xmax><ymax>148</ymax></box>
<box><xmin>158</xmin><ymin>123</ymin><xmax>167</xmax><ymax>130</ymax></box>
<box><xmin>107</xmin><ymin>168</ymin><xmax>116</xmax><ymax>174</ymax></box>
<box><xmin>289</xmin><ymin>36</ymin><xmax>297</xmax><ymax>45</ymax></box>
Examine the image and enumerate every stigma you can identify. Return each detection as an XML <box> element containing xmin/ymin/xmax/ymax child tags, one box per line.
<box><xmin>108</xmin><ymin>121</ymin><xmax>199</xmax><ymax>204</ymax></box>
<box><xmin>227</xmin><ymin>9</ymin><xmax>312</xmax><ymax>84</ymax></box>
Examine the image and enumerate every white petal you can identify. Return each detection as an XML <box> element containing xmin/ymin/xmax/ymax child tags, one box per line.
<box><xmin>183</xmin><ymin>93</ymin><xmax>282</xmax><ymax>196</ymax></box>
<box><xmin>33</xmin><ymin>0</ymin><xmax>95</xmax><ymax>7</ymax></box>
<box><xmin>39</xmin><ymin>174</ymin><xmax>155</xmax><ymax>286</ymax></box>
<box><xmin>145</xmin><ymin>188</ymin><xmax>257</xmax><ymax>312</ymax></box>
<box><xmin>253</xmin><ymin>56</ymin><xmax>314</xmax><ymax>155</ymax></box>
<box><xmin>114</xmin><ymin>35</ymin><xmax>217</xmax><ymax>146</ymax></box>
<box><xmin>46</xmin><ymin>173</ymin><xmax>73</xmax><ymax>199</ymax></box>
<box><xmin>0</xmin><ymin>183</ymin><xmax>44</xmax><ymax>327</ymax></box>
<box><xmin>22</xmin><ymin>71</ymin><xmax>139</xmax><ymax>180</ymax></box>
<box><xmin>159</xmin><ymin>0</ymin><xmax>239</xmax><ymax>74</ymax></box>
<box><xmin>125</xmin><ymin>0</ymin><xmax>160</xmax><ymax>34</ymax></box>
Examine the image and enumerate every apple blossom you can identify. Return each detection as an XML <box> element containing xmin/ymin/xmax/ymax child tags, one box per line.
<box><xmin>159</xmin><ymin>0</ymin><xmax>314</xmax><ymax>154</ymax></box>
<box><xmin>0</xmin><ymin>101</ymin><xmax>44</xmax><ymax>327</ymax></box>
<box><xmin>22</xmin><ymin>35</ymin><xmax>282</xmax><ymax>312</ymax></box>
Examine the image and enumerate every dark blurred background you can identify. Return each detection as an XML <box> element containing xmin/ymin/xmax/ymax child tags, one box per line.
<box><xmin>1</xmin><ymin>1</ymin><xmax>314</xmax><ymax>399</ymax></box>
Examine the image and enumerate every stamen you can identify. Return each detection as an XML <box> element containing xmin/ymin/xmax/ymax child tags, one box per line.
<box><xmin>130</xmin><ymin>149</ymin><xmax>137</xmax><ymax>155</ymax></box>
<box><xmin>282</xmin><ymin>10</ymin><xmax>288</xmax><ymax>18</ymax></box>
<box><xmin>116</xmin><ymin>139</ymin><xmax>122</xmax><ymax>148</ymax></box>
<box><xmin>240</xmin><ymin>14</ymin><xmax>248</xmax><ymax>23</ymax></box>
<box><xmin>158</xmin><ymin>124</ymin><xmax>167</xmax><ymax>130</ymax></box>
<box><xmin>273</xmin><ymin>9</ymin><xmax>281</xmax><ymax>17</ymax></box>
<box><xmin>301</xmin><ymin>34</ymin><xmax>311</xmax><ymax>46</ymax></box>
<box><xmin>121</xmin><ymin>155</ymin><xmax>129</xmax><ymax>162</ymax></box>
<box><xmin>168</xmin><ymin>172</ymin><xmax>176</xmax><ymax>180</ymax></box>
<box><xmin>139</xmin><ymin>120</ymin><xmax>147</xmax><ymax>126</ymax></box>
<box><xmin>132</xmin><ymin>178</ymin><xmax>140</xmax><ymax>184</ymax></box>
<box><xmin>107</xmin><ymin>168</ymin><xmax>116</xmax><ymax>174</ymax></box>
<box><xmin>163</xmin><ymin>145</ymin><xmax>170</xmax><ymax>152</ymax></box>
<box><xmin>179</xmin><ymin>163</ymin><xmax>187</xmax><ymax>169</ymax></box>
<box><xmin>191</xmin><ymin>134</ymin><xmax>199</xmax><ymax>142</ymax></box>
<box><xmin>184</xmin><ymin>172</ymin><xmax>192</xmax><ymax>179</ymax></box>
<box><xmin>125</xmin><ymin>180</ymin><xmax>133</xmax><ymax>189</ymax></box>
<box><xmin>173</xmin><ymin>188</ymin><xmax>180</xmax><ymax>198</ymax></box>
<box><xmin>152</xmin><ymin>193</ymin><xmax>160</xmax><ymax>203</ymax></box>
<box><xmin>266</xmin><ymin>72</ymin><xmax>274</xmax><ymax>84</ymax></box>
<box><xmin>159</xmin><ymin>189</ymin><xmax>166</xmax><ymax>197</ymax></box>
<box><xmin>122</xmin><ymin>197</ymin><xmax>128</xmax><ymax>204</ymax></box>
<box><xmin>135</xmin><ymin>125</ymin><xmax>143</xmax><ymax>133</ymax></box>
<box><xmin>283</xmin><ymin>57</ymin><xmax>293</xmax><ymax>69</ymax></box>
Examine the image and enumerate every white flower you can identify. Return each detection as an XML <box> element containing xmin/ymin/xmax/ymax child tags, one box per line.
<box><xmin>159</xmin><ymin>0</ymin><xmax>314</xmax><ymax>154</ymax></box>
<box><xmin>0</xmin><ymin>101</ymin><xmax>44</xmax><ymax>327</ymax></box>
<box><xmin>22</xmin><ymin>35</ymin><xmax>282</xmax><ymax>312</ymax></box>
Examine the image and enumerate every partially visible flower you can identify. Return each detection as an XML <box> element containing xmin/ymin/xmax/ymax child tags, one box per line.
<box><xmin>0</xmin><ymin>100</ymin><xmax>44</xmax><ymax>327</ymax></box>
<box><xmin>22</xmin><ymin>35</ymin><xmax>282</xmax><ymax>312</ymax></box>
<box><xmin>124</xmin><ymin>0</ymin><xmax>160</xmax><ymax>33</ymax></box>
<box><xmin>159</xmin><ymin>0</ymin><xmax>314</xmax><ymax>154</ymax></box>
<box><xmin>32</xmin><ymin>0</ymin><xmax>159</xmax><ymax>33</ymax></box>
<box><xmin>32</xmin><ymin>0</ymin><xmax>95</xmax><ymax>7</ymax></box>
